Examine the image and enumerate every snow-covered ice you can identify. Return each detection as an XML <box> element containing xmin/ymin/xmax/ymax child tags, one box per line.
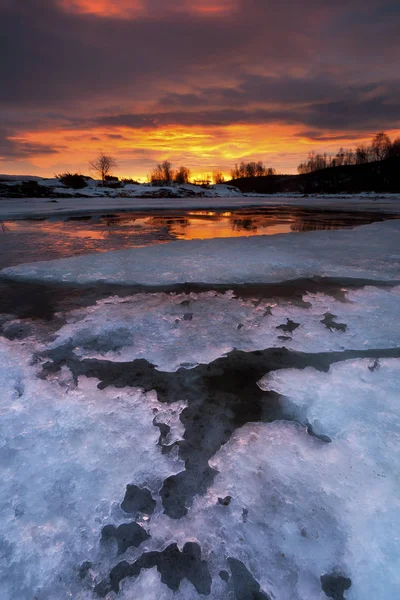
<box><xmin>2</xmin><ymin>219</ymin><xmax>400</xmax><ymax>286</ymax></box>
<box><xmin>0</xmin><ymin>337</ymin><xmax>184</xmax><ymax>599</ymax></box>
<box><xmin>1</xmin><ymin>211</ymin><xmax>400</xmax><ymax>599</ymax></box>
<box><xmin>85</xmin><ymin>359</ymin><xmax>400</xmax><ymax>599</ymax></box>
<box><xmin>46</xmin><ymin>286</ymin><xmax>400</xmax><ymax>371</ymax></box>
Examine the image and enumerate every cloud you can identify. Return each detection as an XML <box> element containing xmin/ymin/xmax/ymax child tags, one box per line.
<box><xmin>0</xmin><ymin>0</ymin><xmax>399</xmax><ymax>172</ymax></box>
<box><xmin>0</xmin><ymin>129</ymin><xmax>59</xmax><ymax>160</ymax></box>
<box><xmin>59</xmin><ymin>0</ymin><xmax>238</xmax><ymax>19</ymax></box>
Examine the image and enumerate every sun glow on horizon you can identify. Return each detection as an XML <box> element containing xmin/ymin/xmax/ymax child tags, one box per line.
<box><xmin>3</xmin><ymin>123</ymin><xmax>400</xmax><ymax>180</ymax></box>
<box><xmin>60</xmin><ymin>0</ymin><xmax>236</xmax><ymax>19</ymax></box>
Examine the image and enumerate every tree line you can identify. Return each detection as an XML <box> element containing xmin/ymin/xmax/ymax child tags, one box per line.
<box><xmin>148</xmin><ymin>160</ymin><xmax>277</xmax><ymax>185</ymax></box>
<box><xmin>298</xmin><ymin>132</ymin><xmax>400</xmax><ymax>174</ymax></box>
<box><xmin>149</xmin><ymin>161</ymin><xmax>192</xmax><ymax>185</ymax></box>
<box><xmin>230</xmin><ymin>161</ymin><xmax>276</xmax><ymax>179</ymax></box>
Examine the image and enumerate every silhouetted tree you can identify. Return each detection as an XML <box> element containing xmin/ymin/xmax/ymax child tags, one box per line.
<box><xmin>245</xmin><ymin>161</ymin><xmax>257</xmax><ymax>177</ymax></box>
<box><xmin>355</xmin><ymin>145</ymin><xmax>370</xmax><ymax>164</ymax></box>
<box><xmin>89</xmin><ymin>154</ymin><xmax>117</xmax><ymax>185</ymax></box>
<box><xmin>149</xmin><ymin>164</ymin><xmax>164</xmax><ymax>185</ymax></box>
<box><xmin>149</xmin><ymin>160</ymin><xmax>174</xmax><ymax>185</ymax></box>
<box><xmin>174</xmin><ymin>166</ymin><xmax>191</xmax><ymax>184</ymax></box>
<box><xmin>255</xmin><ymin>161</ymin><xmax>265</xmax><ymax>177</ymax></box>
<box><xmin>371</xmin><ymin>132</ymin><xmax>391</xmax><ymax>161</ymax></box>
<box><xmin>230</xmin><ymin>160</ymin><xmax>276</xmax><ymax>179</ymax></box>
<box><xmin>161</xmin><ymin>160</ymin><xmax>173</xmax><ymax>183</ymax></box>
<box><xmin>212</xmin><ymin>170</ymin><xmax>225</xmax><ymax>184</ymax></box>
<box><xmin>388</xmin><ymin>137</ymin><xmax>400</xmax><ymax>158</ymax></box>
<box><xmin>297</xmin><ymin>132</ymin><xmax>396</xmax><ymax>174</ymax></box>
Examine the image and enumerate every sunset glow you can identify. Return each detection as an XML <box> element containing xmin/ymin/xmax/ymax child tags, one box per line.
<box><xmin>1</xmin><ymin>0</ymin><xmax>399</xmax><ymax>178</ymax></box>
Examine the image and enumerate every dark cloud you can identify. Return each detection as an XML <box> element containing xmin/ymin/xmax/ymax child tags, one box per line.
<box><xmin>0</xmin><ymin>0</ymin><xmax>399</xmax><ymax>162</ymax></box>
<box><xmin>88</xmin><ymin>78</ymin><xmax>400</xmax><ymax>132</ymax></box>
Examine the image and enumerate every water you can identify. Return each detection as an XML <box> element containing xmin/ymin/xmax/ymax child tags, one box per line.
<box><xmin>0</xmin><ymin>206</ymin><xmax>397</xmax><ymax>269</ymax></box>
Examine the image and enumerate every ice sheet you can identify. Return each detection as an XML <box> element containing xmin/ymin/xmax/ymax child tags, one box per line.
<box><xmin>48</xmin><ymin>286</ymin><xmax>400</xmax><ymax>371</ymax></box>
<box><xmin>0</xmin><ymin>338</ymin><xmax>184</xmax><ymax>600</ymax></box>
<box><xmin>142</xmin><ymin>360</ymin><xmax>400</xmax><ymax>599</ymax></box>
<box><xmin>2</xmin><ymin>219</ymin><xmax>400</xmax><ymax>286</ymax></box>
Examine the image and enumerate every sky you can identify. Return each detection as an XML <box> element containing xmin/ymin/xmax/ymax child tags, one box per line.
<box><xmin>0</xmin><ymin>0</ymin><xmax>399</xmax><ymax>179</ymax></box>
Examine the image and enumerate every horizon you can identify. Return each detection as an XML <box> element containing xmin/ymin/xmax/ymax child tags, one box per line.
<box><xmin>1</xmin><ymin>1</ymin><xmax>400</xmax><ymax>179</ymax></box>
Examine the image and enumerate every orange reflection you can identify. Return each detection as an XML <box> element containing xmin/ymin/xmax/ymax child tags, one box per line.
<box><xmin>1</xmin><ymin>209</ymin><xmax>390</xmax><ymax>269</ymax></box>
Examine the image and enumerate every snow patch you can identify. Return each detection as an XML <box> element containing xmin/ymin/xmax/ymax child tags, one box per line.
<box><xmin>0</xmin><ymin>337</ymin><xmax>184</xmax><ymax>600</ymax></box>
<box><xmin>47</xmin><ymin>286</ymin><xmax>400</xmax><ymax>371</ymax></box>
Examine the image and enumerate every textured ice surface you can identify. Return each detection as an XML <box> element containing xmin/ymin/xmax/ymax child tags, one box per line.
<box><xmin>1</xmin><ymin>214</ymin><xmax>400</xmax><ymax>598</ymax></box>
<box><xmin>2</xmin><ymin>219</ymin><xmax>400</xmax><ymax>285</ymax></box>
<box><xmin>2</xmin><ymin>334</ymin><xmax>400</xmax><ymax>598</ymax></box>
<box><xmin>0</xmin><ymin>338</ymin><xmax>184</xmax><ymax>600</ymax></box>
<box><xmin>253</xmin><ymin>359</ymin><xmax>400</xmax><ymax>599</ymax></box>
<box><xmin>92</xmin><ymin>352</ymin><xmax>400</xmax><ymax>599</ymax></box>
<box><xmin>147</xmin><ymin>360</ymin><xmax>400</xmax><ymax>599</ymax></box>
<box><xmin>48</xmin><ymin>286</ymin><xmax>400</xmax><ymax>371</ymax></box>
<box><xmin>260</xmin><ymin>358</ymin><xmax>400</xmax><ymax>472</ymax></box>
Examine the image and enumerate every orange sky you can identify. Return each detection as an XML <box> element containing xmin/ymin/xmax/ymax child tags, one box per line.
<box><xmin>60</xmin><ymin>0</ymin><xmax>237</xmax><ymax>19</ymax></box>
<box><xmin>1</xmin><ymin>0</ymin><xmax>399</xmax><ymax>179</ymax></box>
<box><xmin>5</xmin><ymin>123</ymin><xmax>399</xmax><ymax>180</ymax></box>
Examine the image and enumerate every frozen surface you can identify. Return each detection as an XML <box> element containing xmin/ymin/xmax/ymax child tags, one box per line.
<box><xmin>49</xmin><ymin>286</ymin><xmax>400</xmax><ymax>371</ymax></box>
<box><xmin>1</xmin><ymin>210</ymin><xmax>400</xmax><ymax>598</ymax></box>
<box><xmin>0</xmin><ymin>337</ymin><xmax>184</xmax><ymax>600</ymax></box>
<box><xmin>2</xmin><ymin>219</ymin><xmax>400</xmax><ymax>286</ymax></box>
<box><xmin>254</xmin><ymin>359</ymin><xmax>400</xmax><ymax>598</ymax></box>
<box><xmin>87</xmin><ymin>359</ymin><xmax>400</xmax><ymax>599</ymax></box>
<box><xmin>1</xmin><ymin>304</ymin><xmax>400</xmax><ymax>598</ymax></box>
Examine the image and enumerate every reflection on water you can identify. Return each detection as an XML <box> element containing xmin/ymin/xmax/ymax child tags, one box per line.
<box><xmin>0</xmin><ymin>207</ymin><xmax>398</xmax><ymax>269</ymax></box>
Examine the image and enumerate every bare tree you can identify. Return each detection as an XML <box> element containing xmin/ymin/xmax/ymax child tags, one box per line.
<box><xmin>174</xmin><ymin>166</ymin><xmax>191</xmax><ymax>184</ymax></box>
<box><xmin>388</xmin><ymin>137</ymin><xmax>400</xmax><ymax>158</ymax></box>
<box><xmin>212</xmin><ymin>170</ymin><xmax>225</xmax><ymax>184</ymax></box>
<box><xmin>149</xmin><ymin>160</ymin><xmax>175</xmax><ymax>185</ymax></box>
<box><xmin>245</xmin><ymin>161</ymin><xmax>257</xmax><ymax>177</ymax></box>
<box><xmin>355</xmin><ymin>145</ymin><xmax>370</xmax><ymax>164</ymax></box>
<box><xmin>370</xmin><ymin>132</ymin><xmax>391</xmax><ymax>161</ymax></box>
<box><xmin>161</xmin><ymin>160</ymin><xmax>173</xmax><ymax>184</ymax></box>
<box><xmin>230</xmin><ymin>164</ymin><xmax>240</xmax><ymax>180</ymax></box>
<box><xmin>89</xmin><ymin>154</ymin><xmax>117</xmax><ymax>185</ymax></box>
<box><xmin>149</xmin><ymin>164</ymin><xmax>164</xmax><ymax>185</ymax></box>
<box><xmin>255</xmin><ymin>161</ymin><xmax>265</xmax><ymax>176</ymax></box>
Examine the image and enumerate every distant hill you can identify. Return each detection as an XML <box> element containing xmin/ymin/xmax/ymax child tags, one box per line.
<box><xmin>228</xmin><ymin>157</ymin><xmax>400</xmax><ymax>194</ymax></box>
